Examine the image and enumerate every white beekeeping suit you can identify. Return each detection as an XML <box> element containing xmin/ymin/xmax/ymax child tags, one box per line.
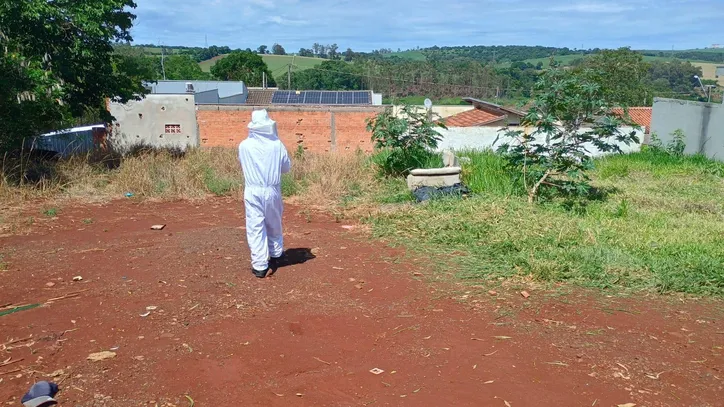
<box><xmin>238</xmin><ymin>110</ymin><xmax>291</xmax><ymax>277</ymax></box>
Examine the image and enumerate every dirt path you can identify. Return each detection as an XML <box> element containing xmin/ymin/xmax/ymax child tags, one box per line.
<box><xmin>0</xmin><ymin>199</ymin><xmax>722</xmax><ymax>406</ymax></box>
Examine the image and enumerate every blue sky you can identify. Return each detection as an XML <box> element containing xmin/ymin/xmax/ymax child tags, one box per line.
<box><xmin>130</xmin><ymin>0</ymin><xmax>724</xmax><ymax>51</ymax></box>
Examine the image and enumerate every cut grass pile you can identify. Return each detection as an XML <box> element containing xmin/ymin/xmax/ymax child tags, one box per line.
<box><xmin>366</xmin><ymin>149</ymin><xmax>724</xmax><ymax>296</ymax></box>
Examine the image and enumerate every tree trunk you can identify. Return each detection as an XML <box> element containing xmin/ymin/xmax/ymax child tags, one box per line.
<box><xmin>528</xmin><ymin>169</ymin><xmax>552</xmax><ymax>204</ymax></box>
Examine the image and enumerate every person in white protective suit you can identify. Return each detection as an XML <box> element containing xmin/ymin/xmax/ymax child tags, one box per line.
<box><xmin>238</xmin><ymin>110</ymin><xmax>291</xmax><ymax>278</ymax></box>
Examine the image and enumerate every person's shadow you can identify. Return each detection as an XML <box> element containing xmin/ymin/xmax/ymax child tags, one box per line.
<box><xmin>268</xmin><ymin>248</ymin><xmax>316</xmax><ymax>276</ymax></box>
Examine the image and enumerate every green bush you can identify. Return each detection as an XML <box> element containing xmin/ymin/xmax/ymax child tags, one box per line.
<box><xmin>366</xmin><ymin>105</ymin><xmax>446</xmax><ymax>177</ymax></box>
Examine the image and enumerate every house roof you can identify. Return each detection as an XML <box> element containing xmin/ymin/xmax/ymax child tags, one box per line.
<box><xmin>145</xmin><ymin>80</ymin><xmax>247</xmax><ymax>98</ymax></box>
<box><xmin>462</xmin><ymin>97</ymin><xmax>526</xmax><ymax>117</ymax></box>
<box><xmin>443</xmin><ymin>108</ymin><xmax>505</xmax><ymax>127</ymax></box>
<box><xmin>612</xmin><ymin>107</ymin><xmax>652</xmax><ymax>130</ymax></box>
<box><xmin>246</xmin><ymin>89</ymin><xmax>274</xmax><ymax>105</ymax></box>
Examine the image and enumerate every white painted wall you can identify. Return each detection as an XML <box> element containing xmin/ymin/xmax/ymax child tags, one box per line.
<box><xmin>651</xmin><ymin>98</ymin><xmax>724</xmax><ymax>160</ymax></box>
<box><xmin>437</xmin><ymin>126</ymin><xmax>644</xmax><ymax>157</ymax></box>
<box><xmin>109</xmin><ymin>94</ymin><xmax>199</xmax><ymax>153</ymax></box>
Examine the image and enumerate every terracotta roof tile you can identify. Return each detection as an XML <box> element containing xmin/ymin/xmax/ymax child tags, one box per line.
<box><xmin>246</xmin><ymin>89</ymin><xmax>274</xmax><ymax>105</ymax></box>
<box><xmin>443</xmin><ymin>109</ymin><xmax>505</xmax><ymax>127</ymax></box>
<box><xmin>612</xmin><ymin>107</ymin><xmax>652</xmax><ymax>131</ymax></box>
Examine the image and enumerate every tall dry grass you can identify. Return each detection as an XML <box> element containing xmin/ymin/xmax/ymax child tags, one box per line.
<box><xmin>0</xmin><ymin>147</ymin><xmax>376</xmax><ymax>207</ymax></box>
<box><xmin>287</xmin><ymin>150</ymin><xmax>376</xmax><ymax>207</ymax></box>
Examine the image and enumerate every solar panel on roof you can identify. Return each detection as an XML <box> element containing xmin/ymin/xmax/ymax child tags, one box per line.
<box><xmin>271</xmin><ymin>90</ymin><xmax>371</xmax><ymax>105</ymax></box>
<box><xmin>271</xmin><ymin>91</ymin><xmax>291</xmax><ymax>104</ymax></box>
<box><xmin>303</xmin><ymin>91</ymin><xmax>321</xmax><ymax>104</ymax></box>
<box><xmin>287</xmin><ymin>91</ymin><xmax>304</xmax><ymax>104</ymax></box>
<box><xmin>320</xmin><ymin>92</ymin><xmax>337</xmax><ymax>104</ymax></box>
<box><xmin>339</xmin><ymin>92</ymin><xmax>354</xmax><ymax>104</ymax></box>
<box><xmin>353</xmin><ymin>91</ymin><xmax>370</xmax><ymax>104</ymax></box>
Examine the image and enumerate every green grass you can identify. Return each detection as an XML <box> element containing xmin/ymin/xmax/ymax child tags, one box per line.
<box><xmin>199</xmin><ymin>54</ymin><xmax>326</xmax><ymax>74</ymax></box>
<box><xmin>366</xmin><ymin>150</ymin><xmax>724</xmax><ymax>296</ymax></box>
<box><xmin>202</xmin><ymin>166</ymin><xmax>239</xmax><ymax>196</ymax></box>
<box><xmin>385</xmin><ymin>50</ymin><xmax>427</xmax><ymax>61</ymax></box>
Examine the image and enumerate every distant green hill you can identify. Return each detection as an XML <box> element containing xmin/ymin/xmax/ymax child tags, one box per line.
<box><xmin>199</xmin><ymin>54</ymin><xmax>326</xmax><ymax>76</ymax></box>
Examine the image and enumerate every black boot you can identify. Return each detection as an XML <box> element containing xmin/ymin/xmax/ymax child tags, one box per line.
<box><xmin>251</xmin><ymin>267</ymin><xmax>269</xmax><ymax>278</ymax></box>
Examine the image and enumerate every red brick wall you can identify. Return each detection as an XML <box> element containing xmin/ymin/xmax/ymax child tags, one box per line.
<box><xmin>197</xmin><ymin>106</ymin><xmax>383</xmax><ymax>153</ymax></box>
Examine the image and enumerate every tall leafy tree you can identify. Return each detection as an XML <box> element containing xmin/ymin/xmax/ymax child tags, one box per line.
<box><xmin>579</xmin><ymin>47</ymin><xmax>650</xmax><ymax>106</ymax></box>
<box><xmin>162</xmin><ymin>55</ymin><xmax>210</xmax><ymax>80</ymax></box>
<box><xmin>0</xmin><ymin>0</ymin><xmax>147</xmax><ymax>151</ymax></box>
<box><xmin>328</xmin><ymin>43</ymin><xmax>339</xmax><ymax>60</ymax></box>
<box><xmin>272</xmin><ymin>43</ymin><xmax>286</xmax><ymax>55</ymax></box>
<box><xmin>210</xmin><ymin>51</ymin><xmax>275</xmax><ymax>86</ymax></box>
<box><xmin>257</xmin><ymin>45</ymin><xmax>268</xmax><ymax>55</ymax></box>
<box><xmin>298</xmin><ymin>48</ymin><xmax>314</xmax><ymax>57</ymax></box>
<box><xmin>282</xmin><ymin>60</ymin><xmax>363</xmax><ymax>90</ymax></box>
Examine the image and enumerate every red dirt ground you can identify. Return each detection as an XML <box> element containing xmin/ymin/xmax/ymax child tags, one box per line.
<box><xmin>0</xmin><ymin>199</ymin><xmax>722</xmax><ymax>406</ymax></box>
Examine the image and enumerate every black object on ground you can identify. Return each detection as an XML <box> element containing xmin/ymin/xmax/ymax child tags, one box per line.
<box><xmin>413</xmin><ymin>183</ymin><xmax>471</xmax><ymax>203</ymax></box>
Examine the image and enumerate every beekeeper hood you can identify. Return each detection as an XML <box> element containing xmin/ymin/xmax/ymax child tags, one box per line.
<box><xmin>248</xmin><ymin>109</ymin><xmax>278</xmax><ymax>141</ymax></box>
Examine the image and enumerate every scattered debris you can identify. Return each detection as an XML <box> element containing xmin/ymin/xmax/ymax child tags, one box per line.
<box><xmin>545</xmin><ymin>361</ymin><xmax>569</xmax><ymax>367</ymax></box>
<box><xmin>0</xmin><ymin>368</ymin><xmax>21</xmax><ymax>376</ymax></box>
<box><xmin>151</xmin><ymin>225</ymin><xmax>166</xmax><ymax>230</ymax></box>
<box><xmin>46</xmin><ymin>290</ymin><xmax>88</xmax><ymax>303</ymax></box>
<box><xmin>314</xmin><ymin>357</ymin><xmax>331</xmax><ymax>365</ymax></box>
<box><xmin>0</xmin><ymin>358</ymin><xmax>22</xmax><ymax>368</ymax></box>
<box><xmin>413</xmin><ymin>272</ymin><xmax>423</xmax><ymax>277</ymax></box>
<box><xmin>494</xmin><ymin>336</ymin><xmax>512</xmax><ymax>340</ymax></box>
<box><xmin>146</xmin><ymin>306</ymin><xmax>158</xmax><ymax>311</ymax></box>
<box><xmin>341</xmin><ymin>225</ymin><xmax>355</xmax><ymax>230</ymax></box>
<box><xmin>520</xmin><ymin>291</ymin><xmax>530</xmax><ymax>299</ymax></box>
<box><xmin>139</xmin><ymin>311</ymin><xmax>151</xmax><ymax>317</ymax></box>
<box><xmin>646</xmin><ymin>371</ymin><xmax>665</xmax><ymax>380</ymax></box>
<box><xmin>72</xmin><ymin>276</ymin><xmax>83</xmax><ymax>282</ymax></box>
<box><xmin>369</xmin><ymin>368</ymin><xmax>384</xmax><ymax>375</ymax></box>
<box><xmin>354</xmin><ymin>284</ymin><xmax>364</xmax><ymax>290</ymax></box>
<box><xmin>185</xmin><ymin>395</ymin><xmax>195</xmax><ymax>407</ymax></box>
<box><xmin>133</xmin><ymin>356</ymin><xmax>145</xmax><ymax>361</ymax></box>
<box><xmin>484</xmin><ymin>350</ymin><xmax>499</xmax><ymax>357</ymax></box>
<box><xmin>488</xmin><ymin>290</ymin><xmax>498</xmax><ymax>296</ymax></box>
<box><xmin>296</xmin><ymin>393</ymin><xmax>303</xmax><ymax>397</ymax></box>
<box><xmin>87</xmin><ymin>351</ymin><xmax>116</xmax><ymax>362</ymax></box>
<box><xmin>46</xmin><ymin>282</ymin><xmax>56</xmax><ymax>288</ymax></box>
<box><xmin>617</xmin><ymin>404</ymin><xmax>636</xmax><ymax>407</ymax></box>
<box><xmin>311</xmin><ymin>247</ymin><xmax>320</xmax><ymax>256</ymax></box>
<box><xmin>0</xmin><ymin>304</ymin><xmax>41</xmax><ymax>318</ymax></box>
<box><xmin>484</xmin><ymin>380</ymin><xmax>494</xmax><ymax>384</ymax></box>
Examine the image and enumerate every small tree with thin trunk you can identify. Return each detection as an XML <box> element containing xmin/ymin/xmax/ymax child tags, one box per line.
<box><xmin>495</xmin><ymin>68</ymin><xmax>639</xmax><ymax>203</ymax></box>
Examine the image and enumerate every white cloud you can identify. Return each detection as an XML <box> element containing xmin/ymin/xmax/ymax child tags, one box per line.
<box><xmin>249</xmin><ymin>0</ymin><xmax>276</xmax><ymax>9</ymax></box>
<box><xmin>552</xmin><ymin>2</ymin><xmax>635</xmax><ymax>13</ymax></box>
<box><xmin>266</xmin><ymin>15</ymin><xmax>308</xmax><ymax>26</ymax></box>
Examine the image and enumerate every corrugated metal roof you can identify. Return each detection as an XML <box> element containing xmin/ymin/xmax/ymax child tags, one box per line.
<box><xmin>147</xmin><ymin>80</ymin><xmax>246</xmax><ymax>98</ymax></box>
